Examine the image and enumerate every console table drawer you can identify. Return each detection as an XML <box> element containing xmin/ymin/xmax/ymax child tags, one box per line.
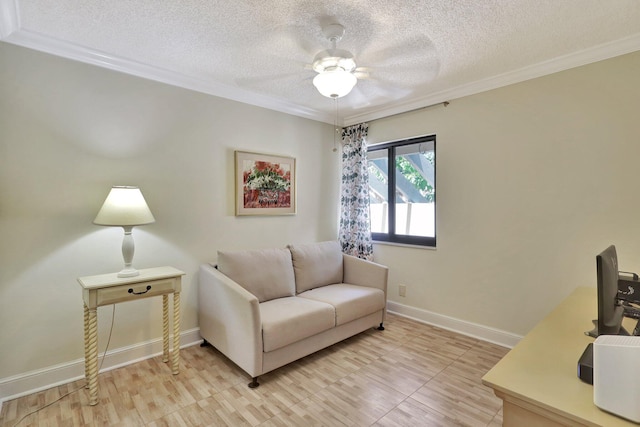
<box><xmin>96</xmin><ymin>278</ymin><xmax>176</xmax><ymax>306</ymax></box>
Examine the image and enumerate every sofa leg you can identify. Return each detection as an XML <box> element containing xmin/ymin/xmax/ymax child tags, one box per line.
<box><xmin>248</xmin><ymin>377</ymin><xmax>260</xmax><ymax>388</ymax></box>
<box><xmin>200</xmin><ymin>339</ymin><xmax>211</xmax><ymax>347</ymax></box>
<box><xmin>377</xmin><ymin>323</ymin><xmax>385</xmax><ymax>331</ymax></box>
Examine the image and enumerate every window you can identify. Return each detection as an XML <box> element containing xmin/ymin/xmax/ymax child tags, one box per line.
<box><xmin>367</xmin><ymin>135</ymin><xmax>436</xmax><ymax>247</ymax></box>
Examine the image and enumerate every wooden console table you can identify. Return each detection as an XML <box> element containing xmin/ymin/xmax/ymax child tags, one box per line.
<box><xmin>78</xmin><ymin>266</ymin><xmax>185</xmax><ymax>405</ymax></box>
<box><xmin>482</xmin><ymin>287</ymin><xmax>636</xmax><ymax>426</ymax></box>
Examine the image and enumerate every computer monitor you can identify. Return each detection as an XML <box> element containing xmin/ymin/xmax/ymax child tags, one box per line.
<box><xmin>586</xmin><ymin>245</ymin><xmax>627</xmax><ymax>337</ymax></box>
<box><xmin>580</xmin><ymin>245</ymin><xmax>640</xmax><ymax>383</ymax></box>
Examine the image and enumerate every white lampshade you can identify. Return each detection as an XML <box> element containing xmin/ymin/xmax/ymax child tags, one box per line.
<box><xmin>94</xmin><ymin>186</ymin><xmax>155</xmax><ymax>226</ymax></box>
<box><xmin>313</xmin><ymin>69</ymin><xmax>357</xmax><ymax>98</ymax></box>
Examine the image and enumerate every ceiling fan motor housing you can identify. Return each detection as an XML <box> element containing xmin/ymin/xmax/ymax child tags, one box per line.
<box><xmin>312</xmin><ymin>49</ymin><xmax>357</xmax><ymax>73</ymax></box>
<box><xmin>323</xmin><ymin>23</ymin><xmax>346</xmax><ymax>43</ymax></box>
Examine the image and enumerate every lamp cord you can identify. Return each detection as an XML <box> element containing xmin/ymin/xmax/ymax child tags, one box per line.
<box><xmin>11</xmin><ymin>305</ymin><xmax>117</xmax><ymax>427</ymax></box>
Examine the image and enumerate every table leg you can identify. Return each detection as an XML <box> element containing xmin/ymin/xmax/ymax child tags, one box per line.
<box><xmin>172</xmin><ymin>291</ymin><xmax>180</xmax><ymax>374</ymax></box>
<box><xmin>83</xmin><ymin>304</ymin><xmax>89</xmax><ymax>389</ymax></box>
<box><xmin>162</xmin><ymin>295</ymin><xmax>169</xmax><ymax>363</ymax></box>
<box><xmin>86</xmin><ymin>307</ymin><xmax>98</xmax><ymax>405</ymax></box>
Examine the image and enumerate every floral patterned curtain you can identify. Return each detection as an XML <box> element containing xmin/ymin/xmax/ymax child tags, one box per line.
<box><xmin>339</xmin><ymin>123</ymin><xmax>374</xmax><ymax>260</ymax></box>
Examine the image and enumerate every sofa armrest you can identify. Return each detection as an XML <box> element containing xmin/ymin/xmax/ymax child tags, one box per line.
<box><xmin>343</xmin><ymin>254</ymin><xmax>388</xmax><ymax>297</ymax></box>
<box><xmin>198</xmin><ymin>264</ymin><xmax>263</xmax><ymax>377</ymax></box>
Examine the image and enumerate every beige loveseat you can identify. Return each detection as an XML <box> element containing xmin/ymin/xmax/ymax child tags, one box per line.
<box><xmin>198</xmin><ymin>240</ymin><xmax>388</xmax><ymax>387</ymax></box>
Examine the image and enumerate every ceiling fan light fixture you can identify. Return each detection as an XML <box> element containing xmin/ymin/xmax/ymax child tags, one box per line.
<box><xmin>313</xmin><ymin>68</ymin><xmax>357</xmax><ymax>98</ymax></box>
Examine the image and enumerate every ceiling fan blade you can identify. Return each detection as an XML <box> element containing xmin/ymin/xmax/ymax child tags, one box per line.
<box><xmin>253</xmin><ymin>24</ymin><xmax>321</xmax><ymax>60</ymax></box>
<box><xmin>356</xmin><ymin>34</ymin><xmax>440</xmax><ymax>83</ymax></box>
<box><xmin>364</xmin><ymin>62</ymin><xmax>440</xmax><ymax>88</ymax></box>
<box><xmin>342</xmin><ymin>79</ymin><xmax>412</xmax><ymax>110</ymax></box>
<box><xmin>235</xmin><ymin>71</ymin><xmax>313</xmax><ymax>93</ymax></box>
<box><xmin>353</xmin><ymin>67</ymin><xmax>371</xmax><ymax>80</ymax></box>
<box><xmin>362</xmin><ymin>78</ymin><xmax>411</xmax><ymax>99</ymax></box>
<box><xmin>342</xmin><ymin>84</ymin><xmax>375</xmax><ymax>109</ymax></box>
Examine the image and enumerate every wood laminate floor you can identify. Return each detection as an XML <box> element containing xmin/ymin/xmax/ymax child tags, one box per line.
<box><xmin>0</xmin><ymin>313</ymin><xmax>509</xmax><ymax>426</ymax></box>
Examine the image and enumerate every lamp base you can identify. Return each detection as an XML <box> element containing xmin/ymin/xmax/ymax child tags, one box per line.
<box><xmin>117</xmin><ymin>268</ymin><xmax>140</xmax><ymax>278</ymax></box>
<box><xmin>118</xmin><ymin>226</ymin><xmax>139</xmax><ymax>278</ymax></box>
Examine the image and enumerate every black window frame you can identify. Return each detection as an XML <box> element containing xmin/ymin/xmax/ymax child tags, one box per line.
<box><xmin>367</xmin><ymin>134</ymin><xmax>436</xmax><ymax>247</ymax></box>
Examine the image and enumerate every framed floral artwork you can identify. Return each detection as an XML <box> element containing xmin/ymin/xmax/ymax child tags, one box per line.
<box><xmin>235</xmin><ymin>151</ymin><xmax>296</xmax><ymax>216</ymax></box>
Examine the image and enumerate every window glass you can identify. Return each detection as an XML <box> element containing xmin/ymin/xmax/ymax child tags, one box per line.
<box><xmin>367</xmin><ymin>150</ymin><xmax>389</xmax><ymax>234</ymax></box>
<box><xmin>367</xmin><ymin>135</ymin><xmax>436</xmax><ymax>247</ymax></box>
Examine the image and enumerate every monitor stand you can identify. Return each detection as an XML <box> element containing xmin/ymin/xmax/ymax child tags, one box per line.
<box><xmin>585</xmin><ymin>319</ymin><xmax>632</xmax><ymax>338</ymax></box>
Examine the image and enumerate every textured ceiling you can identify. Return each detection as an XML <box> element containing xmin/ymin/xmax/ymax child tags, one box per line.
<box><xmin>2</xmin><ymin>0</ymin><xmax>640</xmax><ymax>125</ymax></box>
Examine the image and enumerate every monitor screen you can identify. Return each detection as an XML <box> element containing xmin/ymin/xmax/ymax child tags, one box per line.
<box><xmin>586</xmin><ymin>245</ymin><xmax>626</xmax><ymax>337</ymax></box>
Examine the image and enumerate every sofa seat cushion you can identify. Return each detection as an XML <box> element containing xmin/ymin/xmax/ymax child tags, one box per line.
<box><xmin>289</xmin><ymin>240</ymin><xmax>344</xmax><ymax>293</ymax></box>
<box><xmin>260</xmin><ymin>297</ymin><xmax>335</xmax><ymax>352</ymax></box>
<box><xmin>298</xmin><ymin>284</ymin><xmax>385</xmax><ymax>326</ymax></box>
<box><xmin>217</xmin><ymin>248</ymin><xmax>296</xmax><ymax>303</ymax></box>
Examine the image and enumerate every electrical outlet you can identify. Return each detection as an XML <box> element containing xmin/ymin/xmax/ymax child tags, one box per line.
<box><xmin>399</xmin><ymin>284</ymin><xmax>407</xmax><ymax>297</ymax></box>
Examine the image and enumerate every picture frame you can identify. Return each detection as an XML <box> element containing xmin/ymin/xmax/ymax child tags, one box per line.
<box><xmin>235</xmin><ymin>151</ymin><xmax>296</xmax><ymax>216</ymax></box>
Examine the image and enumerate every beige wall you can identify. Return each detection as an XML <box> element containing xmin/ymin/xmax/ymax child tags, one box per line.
<box><xmin>2</xmin><ymin>39</ymin><xmax>640</xmax><ymax>396</ymax></box>
<box><xmin>0</xmin><ymin>43</ymin><xmax>339</xmax><ymax>382</ymax></box>
<box><xmin>369</xmin><ymin>51</ymin><xmax>640</xmax><ymax>336</ymax></box>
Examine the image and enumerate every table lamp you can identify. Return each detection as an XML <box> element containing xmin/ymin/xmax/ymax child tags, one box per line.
<box><xmin>93</xmin><ymin>186</ymin><xmax>155</xmax><ymax>277</ymax></box>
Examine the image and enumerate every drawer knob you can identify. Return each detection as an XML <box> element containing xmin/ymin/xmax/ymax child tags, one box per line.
<box><xmin>128</xmin><ymin>285</ymin><xmax>152</xmax><ymax>295</ymax></box>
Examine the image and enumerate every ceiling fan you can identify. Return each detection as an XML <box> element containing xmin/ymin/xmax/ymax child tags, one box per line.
<box><xmin>311</xmin><ymin>23</ymin><xmax>361</xmax><ymax>99</ymax></box>
<box><xmin>235</xmin><ymin>20</ymin><xmax>438</xmax><ymax>110</ymax></box>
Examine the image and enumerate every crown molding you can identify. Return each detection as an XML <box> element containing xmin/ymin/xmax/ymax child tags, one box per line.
<box><xmin>1</xmin><ymin>26</ymin><xmax>334</xmax><ymax>124</ymax></box>
<box><xmin>344</xmin><ymin>33</ymin><xmax>640</xmax><ymax>126</ymax></box>
<box><xmin>1</xmin><ymin>0</ymin><xmax>639</xmax><ymax>127</ymax></box>
<box><xmin>0</xmin><ymin>0</ymin><xmax>19</xmax><ymax>38</ymax></box>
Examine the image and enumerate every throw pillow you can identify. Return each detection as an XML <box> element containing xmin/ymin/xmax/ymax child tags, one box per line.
<box><xmin>217</xmin><ymin>248</ymin><xmax>296</xmax><ymax>302</ymax></box>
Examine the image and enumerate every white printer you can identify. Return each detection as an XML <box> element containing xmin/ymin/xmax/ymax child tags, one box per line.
<box><xmin>593</xmin><ymin>335</ymin><xmax>640</xmax><ymax>423</ymax></box>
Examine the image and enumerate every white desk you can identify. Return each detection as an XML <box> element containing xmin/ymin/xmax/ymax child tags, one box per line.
<box><xmin>482</xmin><ymin>287</ymin><xmax>636</xmax><ymax>426</ymax></box>
<box><xmin>78</xmin><ymin>266</ymin><xmax>185</xmax><ymax>405</ymax></box>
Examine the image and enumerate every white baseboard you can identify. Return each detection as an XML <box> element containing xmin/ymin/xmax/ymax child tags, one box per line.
<box><xmin>0</xmin><ymin>328</ymin><xmax>202</xmax><ymax>409</ymax></box>
<box><xmin>387</xmin><ymin>301</ymin><xmax>522</xmax><ymax>349</ymax></box>
<box><xmin>0</xmin><ymin>309</ymin><xmax>519</xmax><ymax>412</ymax></box>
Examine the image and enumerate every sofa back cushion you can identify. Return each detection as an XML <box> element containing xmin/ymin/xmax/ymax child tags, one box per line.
<box><xmin>217</xmin><ymin>248</ymin><xmax>296</xmax><ymax>302</ymax></box>
<box><xmin>289</xmin><ymin>241</ymin><xmax>343</xmax><ymax>293</ymax></box>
